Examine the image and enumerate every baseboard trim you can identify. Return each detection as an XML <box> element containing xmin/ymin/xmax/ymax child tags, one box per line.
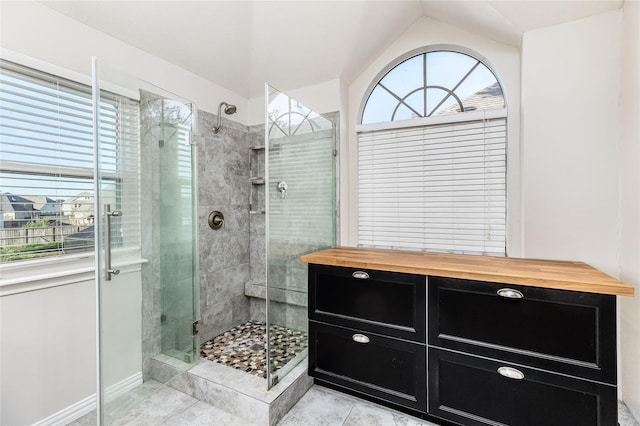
<box><xmin>32</xmin><ymin>394</ymin><xmax>95</xmax><ymax>426</ymax></box>
<box><xmin>105</xmin><ymin>371</ymin><xmax>143</xmax><ymax>403</ymax></box>
<box><xmin>32</xmin><ymin>372</ymin><xmax>143</xmax><ymax>426</ymax></box>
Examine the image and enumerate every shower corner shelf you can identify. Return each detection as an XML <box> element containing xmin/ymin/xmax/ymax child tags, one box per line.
<box><xmin>248</xmin><ymin>142</ymin><xmax>265</xmax><ymax>216</ymax></box>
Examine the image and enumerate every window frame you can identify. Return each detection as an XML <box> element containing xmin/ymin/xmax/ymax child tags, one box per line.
<box><xmin>355</xmin><ymin>45</ymin><xmax>509</xmax><ymax>256</ymax></box>
<box><xmin>0</xmin><ymin>53</ymin><xmax>143</xmax><ymax>291</ymax></box>
<box><xmin>358</xmin><ymin>44</ymin><xmax>508</xmax><ymax>125</ymax></box>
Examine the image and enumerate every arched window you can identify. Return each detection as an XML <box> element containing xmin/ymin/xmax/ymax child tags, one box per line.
<box><xmin>361</xmin><ymin>49</ymin><xmax>505</xmax><ymax>124</ymax></box>
<box><xmin>357</xmin><ymin>47</ymin><xmax>507</xmax><ymax>256</ymax></box>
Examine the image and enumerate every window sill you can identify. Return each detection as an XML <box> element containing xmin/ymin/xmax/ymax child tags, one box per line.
<box><xmin>0</xmin><ymin>249</ymin><xmax>147</xmax><ymax>297</ymax></box>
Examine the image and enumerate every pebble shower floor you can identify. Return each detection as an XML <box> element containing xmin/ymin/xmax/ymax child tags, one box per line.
<box><xmin>200</xmin><ymin>320</ymin><xmax>308</xmax><ymax>378</ymax></box>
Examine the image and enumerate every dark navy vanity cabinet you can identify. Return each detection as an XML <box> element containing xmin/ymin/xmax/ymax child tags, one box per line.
<box><xmin>303</xmin><ymin>247</ymin><xmax>632</xmax><ymax>426</ymax></box>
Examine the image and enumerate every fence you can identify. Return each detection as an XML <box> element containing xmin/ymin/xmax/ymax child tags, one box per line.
<box><xmin>0</xmin><ymin>225</ymin><xmax>84</xmax><ymax>248</ymax></box>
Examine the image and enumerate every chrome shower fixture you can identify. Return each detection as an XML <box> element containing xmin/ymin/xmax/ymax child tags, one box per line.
<box><xmin>213</xmin><ymin>101</ymin><xmax>237</xmax><ymax>133</ymax></box>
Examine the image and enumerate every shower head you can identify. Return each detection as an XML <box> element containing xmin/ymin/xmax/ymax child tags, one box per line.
<box><xmin>213</xmin><ymin>101</ymin><xmax>237</xmax><ymax>133</ymax></box>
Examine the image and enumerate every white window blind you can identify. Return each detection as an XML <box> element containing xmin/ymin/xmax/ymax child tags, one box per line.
<box><xmin>357</xmin><ymin>118</ymin><xmax>506</xmax><ymax>256</ymax></box>
<box><xmin>0</xmin><ymin>59</ymin><xmax>140</xmax><ymax>263</ymax></box>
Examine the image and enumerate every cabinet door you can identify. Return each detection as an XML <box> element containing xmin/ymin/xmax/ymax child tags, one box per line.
<box><xmin>309</xmin><ymin>321</ymin><xmax>426</xmax><ymax>412</ymax></box>
<box><xmin>428</xmin><ymin>348</ymin><xmax>617</xmax><ymax>426</ymax></box>
<box><xmin>428</xmin><ymin>276</ymin><xmax>616</xmax><ymax>384</ymax></box>
<box><xmin>309</xmin><ymin>264</ymin><xmax>426</xmax><ymax>342</ymax></box>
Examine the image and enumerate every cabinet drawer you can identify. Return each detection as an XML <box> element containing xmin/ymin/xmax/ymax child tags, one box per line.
<box><xmin>309</xmin><ymin>321</ymin><xmax>426</xmax><ymax>412</ymax></box>
<box><xmin>428</xmin><ymin>276</ymin><xmax>616</xmax><ymax>384</ymax></box>
<box><xmin>309</xmin><ymin>264</ymin><xmax>426</xmax><ymax>342</ymax></box>
<box><xmin>428</xmin><ymin>348</ymin><xmax>617</xmax><ymax>426</ymax></box>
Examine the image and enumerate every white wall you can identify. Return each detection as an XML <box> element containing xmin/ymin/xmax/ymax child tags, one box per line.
<box><xmin>1</xmin><ymin>279</ymin><xmax>96</xmax><ymax>425</ymax></box>
<box><xmin>0</xmin><ymin>260</ymin><xmax>143</xmax><ymax>425</ymax></box>
<box><xmin>346</xmin><ymin>16</ymin><xmax>522</xmax><ymax>253</ymax></box>
<box><xmin>522</xmin><ymin>8</ymin><xmax>640</xmax><ymax>413</ymax></box>
<box><xmin>619</xmin><ymin>0</ymin><xmax>640</xmax><ymax>419</ymax></box>
<box><xmin>0</xmin><ymin>1</ymin><xmax>247</xmax><ymax>120</ymax></box>
<box><xmin>521</xmin><ymin>11</ymin><xmax>622</xmax><ymax>277</ymax></box>
<box><xmin>0</xmin><ymin>5</ymin><xmax>182</xmax><ymax>423</ymax></box>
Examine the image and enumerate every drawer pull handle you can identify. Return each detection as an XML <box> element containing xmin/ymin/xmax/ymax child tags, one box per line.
<box><xmin>497</xmin><ymin>288</ymin><xmax>524</xmax><ymax>299</ymax></box>
<box><xmin>497</xmin><ymin>366</ymin><xmax>525</xmax><ymax>380</ymax></box>
<box><xmin>352</xmin><ymin>271</ymin><xmax>370</xmax><ymax>279</ymax></box>
<box><xmin>352</xmin><ymin>333</ymin><xmax>370</xmax><ymax>344</ymax></box>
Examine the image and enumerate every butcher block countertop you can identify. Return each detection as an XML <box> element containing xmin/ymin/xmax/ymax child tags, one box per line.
<box><xmin>300</xmin><ymin>246</ymin><xmax>635</xmax><ymax>297</ymax></box>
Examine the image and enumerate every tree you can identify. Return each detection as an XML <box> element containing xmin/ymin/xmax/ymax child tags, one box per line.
<box><xmin>22</xmin><ymin>219</ymin><xmax>49</xmax><ymax>228</ymax></box>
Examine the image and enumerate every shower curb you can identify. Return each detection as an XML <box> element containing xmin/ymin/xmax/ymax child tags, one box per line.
<box><xmin>167</xmin><ymin>359</ymin><xmax>313</xmax><ymax>425</ymax></box>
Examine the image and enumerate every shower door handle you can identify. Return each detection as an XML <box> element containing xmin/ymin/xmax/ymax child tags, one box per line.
<box><xmin>104</xmin><ymin>204</ymin><xmax>123</xmax><ymax>281</ymax></box>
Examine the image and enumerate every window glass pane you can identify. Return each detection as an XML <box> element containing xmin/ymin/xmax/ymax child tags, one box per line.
<box><xmin>426</xmin><ymin>86</ymin><xmax>457</xmax><ymax>116</ymax></box>
<box><xmin>403</xmin><ymin>90</ymin><xmax>425</xmax><ymax>118</ymax></box>
<box><xmin>0</xmin><ymin>59</ymin><xmax>139</xmax><ymax>263</ymax></box>
<box><xmin>392</xmin><ymin>103</ymin><xmax>415</xmax><ymax>121</ymax></box>
<box><xmin>362</xmin><ymin>49</ymin><xmax>505</xmax><ymax>123</ymax></box>
<box><xmin>0</xmin><ymin>170</ymin><xmax>95</xmax><ymax>260</ymax></box>
<box><xmin>379</xmin><ymin>54</ymin><xmax>424</xmax><ymax>100</ymax></box>
<box><xmin>361</xmin><ymin>85</ymin><xmax>399</xmax><ymax>124</ymax></box>
<box><xmin>426</xmin><ymin>51</ymin><xmax>478</xmax><ymax>89</ymax></box>
<box><xmin>453</xmin><ymin>63</ymin><xmax>503</xmax><ymax>111</ymax></box>
<box><xmin>431</xmin><ymin>95</ymin><xmax>460</xmax><ymax>116</ymax></box>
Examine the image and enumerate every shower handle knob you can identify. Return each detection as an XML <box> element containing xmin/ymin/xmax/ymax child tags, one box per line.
<box><xmin>208</xmin><ymin>210</ymin><xmax>225</xmax><ymax>230</ymax></box>
<box><xmin>277</xmin><ymin>181</ymin><xmax>288</xmax><ymax>199</ymax></box>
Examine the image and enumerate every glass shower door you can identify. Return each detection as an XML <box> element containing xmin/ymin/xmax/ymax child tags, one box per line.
<box><xmin>93</xmin><ymin>59</ymin><xmax>199</xmax><ymax>424</ymax></box>
<box><xmin>265</xmin><ymin>84</ymin><xmax>337</xmax><ymax>388</ymax></box>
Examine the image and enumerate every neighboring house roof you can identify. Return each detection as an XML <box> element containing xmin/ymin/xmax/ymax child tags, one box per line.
<box><xmin>0</xmin><ymin>192</ymin><xmax>87</xmax><ymax>215</ymax></box>
<box><xmin>40</xmin><ymin>198</ymin><xmax>64</xmax><ymax>216</ymax></box>
<box><xmin>65</xmin><ymin>192</ymin><xmax>93</xmax><ymax>203</ymax></box>
<box><xmin>0</xmin><ymin>194</ymin><xmax>17</xmax><ymax>213</ymax></box>
<box><xmin>40</xmin><ymin>202</ymin><xmax>63</xmax><ymax>215</ymax></box>
<box><xmin>28</xmin><ymin>195</ymin><xmax>60</xmax><ymax>211</ymax></box>
<box><xmin>1</xmin><ymin>193</ymin><xmax>35</xmax><ymax>213</ymax></box>
<box><xmin>438</xmin><ymin>82</ymin><xmax>505</xmax><ymax>115</ymax></box>
<box><xmin>65</xmin><ymin>225</ymin><xmax>95</xmax><ymax>241</ymax></box>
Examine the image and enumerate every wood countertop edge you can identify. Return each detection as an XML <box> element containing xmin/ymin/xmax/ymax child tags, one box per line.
<box><xmin>300</xmin><ymin>248</ymin><xmax>635</xmax><ymax>297</ymax></box>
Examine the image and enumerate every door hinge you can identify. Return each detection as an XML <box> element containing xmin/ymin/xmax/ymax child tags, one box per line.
<box><xmin>192</xmin><ymin>320</ymin><xmax>200</xmax><ymax>336</ymax></box>
<box><xmin>190</xmin><ymin>133</ymin><xmax>197</xmax><ymax>145</ymax></box>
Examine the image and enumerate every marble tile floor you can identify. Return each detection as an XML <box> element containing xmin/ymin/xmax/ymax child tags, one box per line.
<box><xmin>68</xmin><ymin>383</ymin><xmax>640</xmax><ymax>426</ymax></box>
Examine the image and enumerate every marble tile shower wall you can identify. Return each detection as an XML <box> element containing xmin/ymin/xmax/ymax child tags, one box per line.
<box><xmin>249</xmin><ymin>124</ymin><xmax>267</xmax><ymax>323</ymax></box>
<box><xmin>197</xmin><ymin>110</ymin><xmax>261</xmax><ymax>342</ymax></box>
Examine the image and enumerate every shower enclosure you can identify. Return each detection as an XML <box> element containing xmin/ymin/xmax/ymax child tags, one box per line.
<box><xmin>89</xmin><ymin>64</ymin><xmax>336</xmax><ymax>423</ymax></box>
<box><xmin>93</xmin><ymin>59</ymin><xmax>198</xmax><ymax>424</ymax></box>
<box><xmin>265</xmin><ymin>85</ymin><xmax>337</xmax><ymax>388</ymax></box>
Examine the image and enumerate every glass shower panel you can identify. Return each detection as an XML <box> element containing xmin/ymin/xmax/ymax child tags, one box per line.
<box><xmin>141</xmin><ymin>92</ymin><xmax>198</xmax><ymax>364</ymax></box>
<box><xmin>93</xmin><ymin>60</ymin><xmax>198</xmax><ymax>424</ymax></box>
<box><xmin>265</xmin><ymin>84</ymin><xmax>337</xmax><ymax>388</ymax></box>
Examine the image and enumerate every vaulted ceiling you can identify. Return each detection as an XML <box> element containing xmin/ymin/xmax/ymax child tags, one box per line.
<box><xmin>40</xmin><ymin>1</ymin><xmax>623</xmax><ymax>98</ymax></box>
